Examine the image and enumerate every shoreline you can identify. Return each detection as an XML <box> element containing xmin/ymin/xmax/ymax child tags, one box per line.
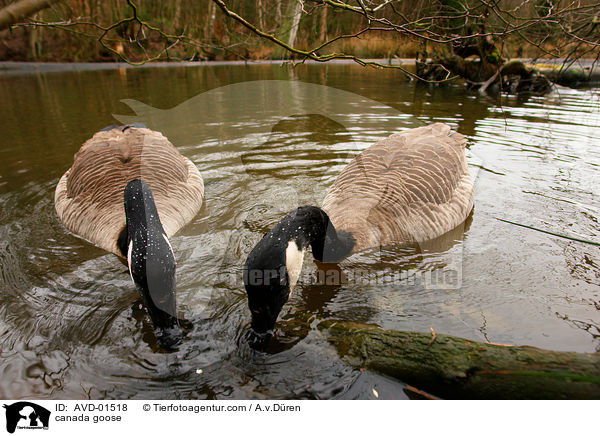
<box><xmin>0</xmin><ymin>58</ymin><xmax>414</xmax><ymax>72</ymax></box>
<box><xmin>1</xmin><ymin>58</ymin><xmax>598</xmax><ymax>84</ymax></box>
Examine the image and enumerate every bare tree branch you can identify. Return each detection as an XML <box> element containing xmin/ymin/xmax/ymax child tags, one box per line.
<box><xmin>211</xmin><ymin>0</ymin><xmax>457</xmax><ymax>81</ymax></box>
<box><xmin>3</xmin><ymin>0</ymin><xmax>598</xmax><ymax>92</ymax></box>
<box><xmin>0</xmin><ymin>0</ymin><xmax>62</xmax><ymax>30</ymax></box>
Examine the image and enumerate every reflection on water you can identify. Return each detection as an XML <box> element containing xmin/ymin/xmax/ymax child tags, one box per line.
<box><xmin>0</xmin><ymin>63</ymin><xmax>599</xmax><ymax>399</ymax></box>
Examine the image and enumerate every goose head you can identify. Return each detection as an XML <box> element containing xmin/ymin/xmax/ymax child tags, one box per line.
<box><xmin>122</xmin><ymin>179</ymin><xmax>180</xmax><ymax>348</ymax></box>
<box><xmin>243</xmin><ymin>206</ymin><xmax>354</xmax><ymax>343</ymax></box>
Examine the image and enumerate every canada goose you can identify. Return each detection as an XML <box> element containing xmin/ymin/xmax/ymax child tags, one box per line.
<box><xmin>244</xmin><ymin>123</ymin><xmax>473</xmax><ymax>338</ymax></box>
<box><xmin>54</xmin><ymin>124</ymin><xmax>204</xmax><ymax>345</ymax></box>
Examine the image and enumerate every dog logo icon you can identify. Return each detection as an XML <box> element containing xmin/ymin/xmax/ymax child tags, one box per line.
<box><xmin>3</xmin><ymin>402</ymin><xmax>50</xmax><ymax>433</ymax></box>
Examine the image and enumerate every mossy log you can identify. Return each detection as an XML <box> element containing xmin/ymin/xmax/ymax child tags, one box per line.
<box><xmin>319</xmin><ymin>321</ymin><xmax>600</xmax><ymax>399</ymax></box>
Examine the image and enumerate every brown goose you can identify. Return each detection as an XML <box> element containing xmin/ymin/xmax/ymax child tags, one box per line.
<box><xmin>54</xmin><ymin>124</ymin><xmax>204</xmax><ymax>347</ymax></box>
<box><xmin>322</xmin><ymin>122</ymin><xmax>473</xmax><ymax>251</ymax></box>
<box><xmin>243</xmin><ymin>123</ymin><xmax>473</xmax><ymax>339</ymax></box>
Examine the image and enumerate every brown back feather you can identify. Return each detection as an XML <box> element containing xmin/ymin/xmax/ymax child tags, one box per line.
<box><xmin>54</xmin><ymin>127</ymin><xmax>204</xmax><ymax>256</ymax></box>
<box><xmin>322</xmin><ymin>123</ymin><xmax>473</xmax><ymax>252</ymax></box>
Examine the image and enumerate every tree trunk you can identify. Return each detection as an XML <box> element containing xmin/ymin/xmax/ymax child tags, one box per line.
<box><xmin>257</xmin><ymin>0</ymin><xmax>264</xmax><ymax>30</ymax></box>
<box><xmin>0</xmin><ymin>0</ymin><xmax>62</xmax><ymax>31</ymax></box>
<box><xmin>319</xmin><ymin>4</ymin><xmax>327</xmax><ymax>42</ymax></box>
<box><xmin>173</xmin><ymin>0</ymin><xmax>182</xmax><ymax>32</ymax></box>
<box><xmin>273</xmin><ymin>0</ymin><xmax>302</xmax><ymax>59</ymax></box>
<box><xmin>275</xmin><ymin>0</ymin><xmax>281</xmax><ymax>23</ymax></box>
<box><xmin>205</xmin><ymin>0</ymin><xmax>216</xmax><ymax>41</ymax></box>
<box><xmin>320</xmin><ymin>320</ymin><xmax>600</xmax><ymax>399</ymax></box>
<box><xmin>287</xmin><ymin>1</ymin><xmax>302</xmax><ymax>49</ymax></box>
<box><xmin>28</xmin><ymin>12</ymin><xmax>41</xmax><ymax>60</ymax></box>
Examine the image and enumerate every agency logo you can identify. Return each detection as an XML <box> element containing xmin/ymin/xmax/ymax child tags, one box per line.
<box><xmin>2</xmin><ymin>402</ymin><xmax>50</xmax><ymax>434</ymax></box>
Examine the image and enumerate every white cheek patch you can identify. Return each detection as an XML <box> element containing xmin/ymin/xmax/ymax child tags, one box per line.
<box><xmin>127</xmin><ymin>240</ymin><xmax>134</xmax><ymax>284</ymax></box>
<box><xmin>285</xmin><ymin>240</ymin><xmax>304</xmax><ymax>295</ymax></box>
<box><xmin>163</xmin><ymin>233</ymin><xmax>175</xmax><ymax>259</ymax></box>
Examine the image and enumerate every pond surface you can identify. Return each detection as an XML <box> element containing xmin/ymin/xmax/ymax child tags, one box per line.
<box><xmin>0</xmin><ymin>62</ymin><xmax>599</xmax><ymax>399</ymax></box>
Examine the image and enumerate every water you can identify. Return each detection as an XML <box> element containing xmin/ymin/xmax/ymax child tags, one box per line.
<box><xmin>0</xmin><ymin>62</ymin><xmax>599</xmax><ymax>399</ymax></box>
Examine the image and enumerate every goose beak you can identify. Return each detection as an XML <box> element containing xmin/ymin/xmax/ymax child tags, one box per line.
<box><xmin>244</xmin><ymin>265</ymin><xmax>291</xmax><ymax>340</ymax></box>
<box><xmin>245</xmin><ymin>278</ymin><xmax>291</xmax><ymax>348</ymax></box>
<box><xmin>247</xmin><ymin>327</ymin><xmax>274</xmax><ymax>350</ymax></box>
<box><xmin>247</xmin><ymin>306</ymin><xmax>281</xmax><ymax>350</ymax></box>
<box><xmin>249</xmin><ymin>308</ymin><xmax>278</xmax><ymax>338</ymax></box>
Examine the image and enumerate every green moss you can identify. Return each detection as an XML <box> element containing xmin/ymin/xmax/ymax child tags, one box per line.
<box><xmin>320</xmin><ymin>321</ymin><xmax>600</xmax><ymax>399</ymax></box>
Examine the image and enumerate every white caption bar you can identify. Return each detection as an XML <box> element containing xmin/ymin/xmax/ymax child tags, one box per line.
<box><xmin>0</xmin><ymin>400</ymin><xmax>594</xmax><ymax>435</ymax></box>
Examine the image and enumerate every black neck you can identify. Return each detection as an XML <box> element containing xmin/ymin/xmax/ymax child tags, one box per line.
<box><xmin>122</xmin><ymin>179</ymin><xmax>179</xmax><ymax>344</ymax></box>
<box><xmin>306</xmin><ymin>207</ymin><xmax>355</xmax><ymax>263</ymax></box>
<box><xmin>249</xmin><ymin>206</ymin><xmax>355</xmax><ymax>268</ymax></box>
<box><xmin>243</xmin><ymin>206</ymin><xmax>355</xmax><ymax>337</ymax></box>
<box><xmin>287</xmin><ymin>206</ymin><xmax>355</xmax><ymax>262</ymax></box>
<box><xmin>123</xmin><ymin>180</ymin><xmax>164</xmax><ymax>238</ymax></box>
<box><xmin>119</xmin><ymin>179</ymin><xmax>167</xmax><ymax>259</ymax></box>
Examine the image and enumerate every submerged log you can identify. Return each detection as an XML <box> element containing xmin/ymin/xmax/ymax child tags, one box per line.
<box><xmin>319</xmin><ymin>321</ymin><xmax>600</xmax><ymax>399</ymax></box>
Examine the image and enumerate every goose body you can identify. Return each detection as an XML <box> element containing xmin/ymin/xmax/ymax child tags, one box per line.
<box><xmin>55</xmin><ymin>125</ymin><xmax>204</xmax><ymax>257</ymax></box>
<box><xmin>244</xmin><ymin>123</ymin><xmax>473</xmax><ymax>339</ymax></box>
<box><xmin>323</xmin><ymin>123</ymin><xmax>473</xmax><ymax>252</ymax></box>
<box><xmin>54</xmin><ymin>125</ymin><xmax>204</xmax><ymax>347</ymax></box>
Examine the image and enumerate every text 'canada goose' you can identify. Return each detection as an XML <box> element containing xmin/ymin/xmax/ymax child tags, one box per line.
<box><xmin>54</xmin><ymin>125</ymin><xmax>204</xmax><ymax>349</ymax></box>
<box><xmin>243</xmin><ymin>123</ymin><xmax>474</xmax><ymax>343</ymax></box>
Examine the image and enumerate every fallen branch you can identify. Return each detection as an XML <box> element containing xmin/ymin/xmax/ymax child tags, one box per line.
<box><xmin>319</xmin><ymin>320</ymin><xmax>600</xmax><ymax>399</ymax></box>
